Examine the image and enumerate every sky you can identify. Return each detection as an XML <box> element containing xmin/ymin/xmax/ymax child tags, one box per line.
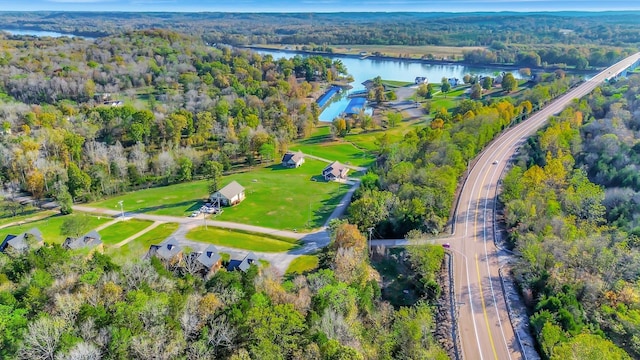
<box><xmin>1</xmin><ymin>0</ymin><xmax>640</xmax><ymax>12</ymax></box>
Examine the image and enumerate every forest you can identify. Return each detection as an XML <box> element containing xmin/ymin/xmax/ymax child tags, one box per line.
<box><xmin>0</xmin><ymin>29</ymin><xmax>349</xmax><ymax>206</ymax></box>
<box><xmin>0</xmin><ymin>220</ymin><xmax>447</xmax><ymax>359</ymax></box>
<box><xmin>2</xmin><ymin>12</ymin><xmax>640</xmax><ymax>69</ymax></box>
<box><xmin>500</xmin><ymin>74</ymin><xmax>640</xmax><ymax>358</ymax></box>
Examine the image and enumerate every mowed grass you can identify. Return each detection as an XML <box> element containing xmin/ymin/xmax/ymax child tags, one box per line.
<box><xmin>107</xmin><ymin>222</ymin><xmax>179</xmax><ymax>264</ymax></box>
<box><xmin>99</xmin><ymin>219</ymin><xmax>154</xmax><ymax>245</ymax></box>
<box><xmin>214</xmin><ymin>159</ymin><xmax>349</xmax><ymax>231</ymax></box>
<box><xmin>89</xmin><ymin>180</ymin><xmax>208</xmax><ymax>217</ymax></box>
<box><xmin>88</xmin><ymin>158</ymin><xmax>347</xmax><ymax>231</ymax></box>
<box><xmin>0</xmin><ymin>213</ymin><xmax>111</xmax><ymax>245</ymax></box>
<box><xmin>286</xmin><ymin>255</ymin><xmax>319</xmax><ymax>275</ymax></box>
<box><xmin>186</xmin><ymin>226</ymin><xmax>298</xmax><ymax>253</ymax></box>
<box><xmin>292</xmin><ymin>142</ymin><xmax>373</xmax><ymax>167</ymax></box>
<box><xmin>0</xmin><ymin>209</ymin><xmax>54</xmax><ymax>228</ymax></box>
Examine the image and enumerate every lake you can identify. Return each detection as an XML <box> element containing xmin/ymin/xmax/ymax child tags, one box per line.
<box><xmin>1</xmin><ymin>29</ymin><xmax>90</xmax><ymax>39</ymax></box>
<box><xmin>254</xmin><ymin>48</ymin><xmax>523</xmax><ymax>121</ymax></box>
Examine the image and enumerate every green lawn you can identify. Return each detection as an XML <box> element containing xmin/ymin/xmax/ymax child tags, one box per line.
<box><xmin>99</xmin><ymin>219</ymin><xmax>154</xmax><ymax>245</ymax></box>
<box><xmin>186</xmin><ymin>226</ymin><xmax>298</xmax><ymax>252</ymax></box>
<box><xmin>0</xmin><ymin>213</ymin><xmax>111</xmax><ymax>245</ymax></box>
<box><xmin>107</xmin><ymin>222</ymin><xmax>179</xmax><ymax>264</ymax></box>
<box><xmin>291</xmin><ymin>142</ymin><xmax>374</xmax><ymax>167</ymax></box>
<box><xmin>286</xmin><ymin>255</ymin><xmax>319</xmax><ymax>274</ymax></box>
<box><xmin>88</xmin><ymin>158</ymin><xmax>348</xmax><ymax>231</ymax></box>
<box><xmin>214</xmin><ymin>159</ymin><xmax>349</xmax><ymax>231</ymax></box>
<box><xmin>89</xmin><ymin>180</ymin><xmax>209</xmax><ymax>217</ymax></box>
<box><xmin>0</xmin><ymin>209</ymin><xmax>54</xmax><ymax>228</ymax></box>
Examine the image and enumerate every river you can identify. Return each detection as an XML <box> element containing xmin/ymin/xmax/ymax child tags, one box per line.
<box><xmin>253</xmin><ymin>48</ymin><xmax>524</xmax><ymax>121</ymax></box>
<box><xmin>1</xmin><ymin>28</ymin><xmax>92</xmax><ymax>39</ymax></box>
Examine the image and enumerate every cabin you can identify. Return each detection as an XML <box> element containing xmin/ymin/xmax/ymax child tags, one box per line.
<box><xmin>0</xmin><ymin>228</ymin><xmax>43</xmax><ymax>255</ymax></box>
<box><xmin>196</xmin><ymin>245</ymin><xmax>223</xmax><ymax>276</ymax></box>
<box><xmin>281</xmin><ymin>151</ymin><xmax>305</xmax><ymax>168</ymax></box>
<box><xmin>62</xmin><ymin>230</ymin><xmax>104</xmax><ymax>253</ymax></box>
<box><xmin>210</xmin><ymin>181</ymin><xmax>245</xmax><ymax>206</ymax></box>
<box><xmin>322</xmin><ymin>161</ymin><xmax>349</xmax><ymax>181</ymax></box>
<box><xmin>148</xmin><ymin>237</ymin><xmax>183</xmax><ymax>265</ymax></box>
<box><xmin>227</xmin><ymin>252</ymin><xmax>258</xmax><ymax>272</ymax></box>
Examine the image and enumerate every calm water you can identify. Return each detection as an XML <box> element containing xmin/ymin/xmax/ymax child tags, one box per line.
<box><xmin>254</xmin><ymin>49</ymin><xmax>522</xmax><ymax>121</ymax></box>
<box><xmin>1</xmin><ymin>29</ymin><xmax>89</xmax><ymax>39</ymax></box>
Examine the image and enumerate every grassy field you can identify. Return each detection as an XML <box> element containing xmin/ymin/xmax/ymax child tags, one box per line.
<box><xmin>107</xmin><ymin>222</ymin><xmax>179</xmax><ymax>264</ymax></box>
<box><xmin>203</xmin><ymin>159</ymin><xmax>349</xmax><ymax>231</ymax></box>
<box><xmin>186</xmin><ymin>226</ymin><xmax>298</xmax><ymax>252</ymax></box>
<box><xmin>0</xmin><ymin>209</ymin><xmax>54</xmax><ymax>228</ymax></box>
<box><xmin>0</xmin><ymin>213</ymin><xmax>111</xmax><ymax>245</ymax></box>
<box><xmin>291</xmin><ymin>142</ymin><xmax>373</xmax><ymax>167</ymax></box>
<box><xmin>89</xmin><ymin>180</ymin><xmax>209</xmax><ymax>217</ymax></box>
<box><xmin>286</xmin><ymin>255</ymin><xmax>319</xmax><ymax>275</ymax></box>
<box><xmin>99</xmin><ymin>219</ymin><xmax>154</xmax><ymax>245</ymax></box>
<box><xmin>89</xmin><ymin>158</ymin><xmax>347</xmax><ymax>231</ymax></box>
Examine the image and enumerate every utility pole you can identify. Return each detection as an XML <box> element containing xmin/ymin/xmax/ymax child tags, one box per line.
<box><xmin>117</xmin><ymin>200</ymin><xmax>124</xmax><ymax>219</ymax></box>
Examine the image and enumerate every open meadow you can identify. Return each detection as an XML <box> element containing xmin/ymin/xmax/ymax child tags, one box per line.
<box><xmin>0</xmin><ymin>213</ymin><xmax>110</xmax><ymax>244</ymax></box>
<box><xmin>106</xmin><ymin>222</ymin><xmax>180</xmax><ymax>264</ymax></box>
<box><xmin>88</xmin><ymin>158</ymin><xmax>348</xmax><ymax>231</ymax></box>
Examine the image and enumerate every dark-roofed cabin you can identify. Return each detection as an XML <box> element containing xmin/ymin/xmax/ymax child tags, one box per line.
<box><xmin>148</xmin><ymin>237</ymin><xmax>183</xmax><ymax>265</ymax></box>
<box><xmin>281</xmin><ymin>151</ymin><xmax>305</xmax><ymax>168</ymax></box>
<box><xmin>0</xmin><ymin>228</ymin><xmax>43</xmax><ymax>255</ymax></box>
<box><xmin>227</xmin><ymin>252</ymin><xmax>258</xmax><ymax>273</ymax></box>
<box><xmin>210</xmin><ymin>181</ymin><xmax>245</xmax><ymax>206</ymax></box>
<box><xmin>62</xmin><ymin>229</ymin><xmax>104</xmax><ymax>253</ymax></box>
<box><xmin>196</xmin><ymin>245</ymin><xmax>223</xmax><ymax>276</ymax></box>
<box><xmin>322</xmin><ymin>161</ymin><xmax>349</xmax><ymax>181</ymax></box>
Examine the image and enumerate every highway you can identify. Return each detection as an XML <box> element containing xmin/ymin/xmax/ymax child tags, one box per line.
<box><xmin>452</xmin><ymin>52</ymin><xmax>640</xmax><ymax>360</ymax></box>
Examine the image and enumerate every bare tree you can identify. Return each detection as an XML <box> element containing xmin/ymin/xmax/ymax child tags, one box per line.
<box><xmin>207</xmin><ymin>315</ymin><xmax>237</xmax><ymax>355</ymax></box>
<box><xmin>19</xmin><ymin>316</ymin><xmax>66</xmax><ymax>360</ymax></box>
<box><xmin>58</xmin><ymin>341</ymin><xmax>102</xmax><ymax>360</ymax></box>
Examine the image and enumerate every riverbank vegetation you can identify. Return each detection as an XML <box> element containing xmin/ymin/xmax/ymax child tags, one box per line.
<box><xmin>0</xmin><ymin>220</ymin><xmax>447</xmax><ymax>359</ymax></box>
<box><xmin>500</xmin><ymin>74</ymin><xmax>640</xmax><ymax>358</ymax></box>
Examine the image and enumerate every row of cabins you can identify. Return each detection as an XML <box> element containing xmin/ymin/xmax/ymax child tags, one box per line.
<box><xmin>0</xmin><ymin>228</ymin><xmax>257</xmax><ymax>276</ymax></box>
<box><xmin>0</xmin><ymin>228</ymin><xmax>104</xmax><ymax>255</ymax></box>
<box><xmin>146</xmin><ymin>238</ymin><xmax>258</xmax><ymax>275</ymax></box>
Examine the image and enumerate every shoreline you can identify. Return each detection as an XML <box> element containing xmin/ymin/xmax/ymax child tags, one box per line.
<box><xmin>242</xmin><ymin>45</ymin><xmax>600</xmax><ymax>75</ymax></box>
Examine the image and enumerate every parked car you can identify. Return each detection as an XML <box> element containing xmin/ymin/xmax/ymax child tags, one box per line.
<box><xmin>189</xmin><ymin>211</ymin><xmax>199</xmax><ymax>217</ymax></box>
<box><xmin>442</xmin><ymin>243</ymin><xmax>450</xmax><ymax>248</ymax></box>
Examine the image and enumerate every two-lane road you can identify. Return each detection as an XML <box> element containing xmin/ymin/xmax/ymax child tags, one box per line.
<box><xmin>453</xmin><ymin>52</ymin><xmax>640</xmax><ymax>360</ymax></box>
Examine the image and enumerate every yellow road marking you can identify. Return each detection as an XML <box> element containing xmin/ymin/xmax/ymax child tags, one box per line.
<box><xmin>476</xmin><ymin>253</ymin><xmax>499</xmax><ymax>360</ymax></box>
<box><xmin>473</xmin><ymin>165</ymin><xmax>499</xmax><ymax>360</ymax></box>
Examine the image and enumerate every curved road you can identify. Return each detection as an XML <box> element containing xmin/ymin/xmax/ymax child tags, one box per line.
<box><xmin>453</xmin><ymin>53</ymin><xmax>640</xmax><ymax>360</ymax></box>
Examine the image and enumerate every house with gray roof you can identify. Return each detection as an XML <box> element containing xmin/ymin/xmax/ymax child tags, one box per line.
<box><xmin>210</xmin><ymin>181</ymin><xmax>245</xmax><ymax>206</ymax></box>
<box><xmin>227</xmin><ymin>252</ymin><xmax>258</xmax><ymax>273</ymax></box>
<box><xmin>148</xmin><ymin>237</ymin><xmax>183</xmax><ymax>265</ymax></box>
<box><xmin>196</xmin><ymin>245</ymin><xmax>223</xmax><ymax>275</ymax></box>
<box><xmin>0</xmin><ymin>228</ymin><xmax>43</xmax><ymax>254</ymax></box>
<box><xmin>281</xmin><ymin>151</ymin><xmax>305</xmax><ymax>168</ymax></box>
<box><xmin>322</xmin><ymin>161</ymin><xmax>349</xmax><ymax>181</ymax></box>
<box><xmin>62</xmin><ymin>230</ymin><xmax>104</xmax><ymax>253</ymax></box>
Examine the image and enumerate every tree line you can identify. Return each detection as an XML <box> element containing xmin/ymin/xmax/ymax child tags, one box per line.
<box><xmin>501</xmin><ymin>74</ymin><xmax>640</xmax><ymax>359</ymax></box>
